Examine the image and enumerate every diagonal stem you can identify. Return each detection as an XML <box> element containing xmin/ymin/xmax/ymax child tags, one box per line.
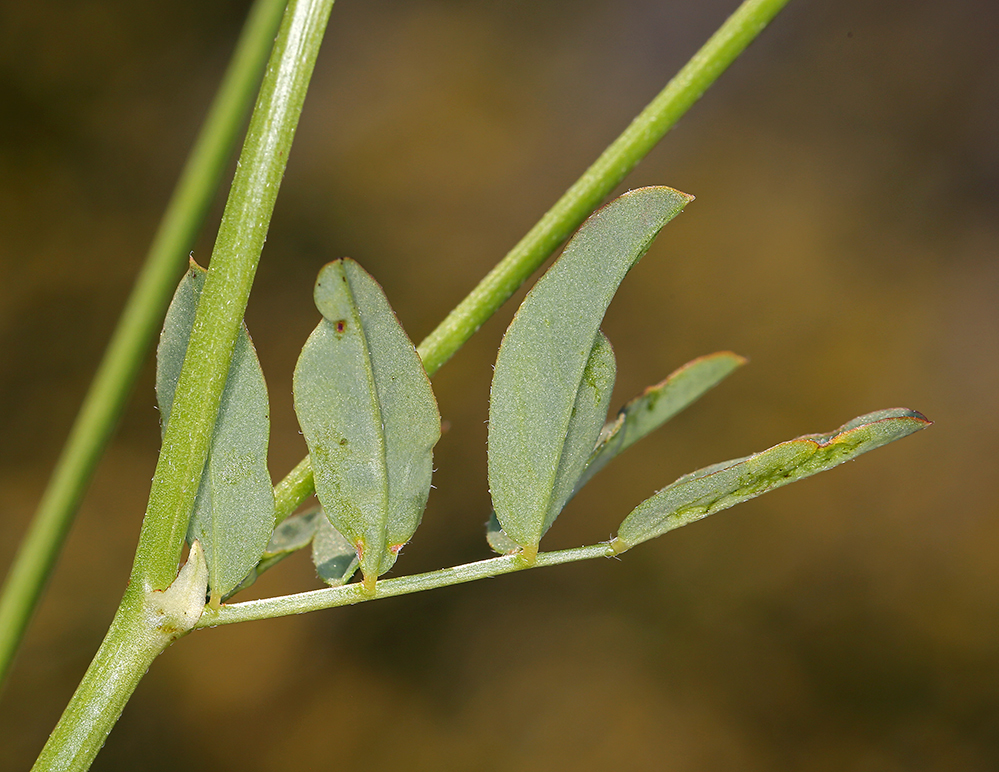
<box><xmin>133</xmin><ymin>0</ymin><xmax>336</xmax><ymax>592</ymax></box>
<box><xmin>0</xmin><ymin>0</ymin><xmax>288</xmax><ymax>693</ymax></box>
<box><xmin>31</xmin><ymin>1</ymin><xmax>336</xmax><ymax>768</ymax></box>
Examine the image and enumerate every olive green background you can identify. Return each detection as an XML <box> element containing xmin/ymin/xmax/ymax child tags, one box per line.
<box><xmin>2</xmin><ymin>1</ymin><xmax>997</xmax><ymax>769</ymax></box>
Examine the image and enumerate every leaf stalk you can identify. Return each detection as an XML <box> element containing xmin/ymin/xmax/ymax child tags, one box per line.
<box><xmin>197</xmin><ymin>543</ymin><xmax>617</xmax><ymax>627</ymax></box>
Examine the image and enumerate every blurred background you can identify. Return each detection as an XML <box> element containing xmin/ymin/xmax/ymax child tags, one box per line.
<box><xmin>2</xmin><ymin>0</ymin><xmax>997</xmax><ymax>769</ymax></box>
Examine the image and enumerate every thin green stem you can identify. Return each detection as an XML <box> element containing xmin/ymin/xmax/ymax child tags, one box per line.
<box><xmin>268</xmin><ymin>0</ymin><xmax>792</xmax><ymax>523</ymax></box>
<box><xmin>132</xmin><ymin>0</ymin><xmax>336</xmax><ymax>592</ymax></box>
<box><xmin>0</xmin><ymin>0</ymin><xmax>287</xmax><ymax>692</ymax></box>
<box><xmin>415</xmin><ymin>0</ymin><xmax>792</xmax><ymax>375</ymax></box>
<box><xmin>198</xmin><ymin>543</ymin><xmax>617</xmax><ymax>628</ymax></box>
<box><xmin>273</xmin><ymin>454</ymin><xmax>315</xmax><ymax>526</ymax></box>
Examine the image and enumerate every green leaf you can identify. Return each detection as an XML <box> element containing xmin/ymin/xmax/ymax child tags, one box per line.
<box><xmin>541</xmin><ymin>331</ymin><xmax>617</xmax><ymax>536</ymax></box>
<box><xmin>574</xmin><ymin>351</ymin><xmax>746</xmax><ymax>493</ymax></box>
<box><xmin>312</xmin><ymin>517</ymin><xmax>360</xmax><ymax>587</ymax></box>
<box><xmin>293</xmin><ymin>259</ymin><xmax>441</xmax><ymax>590</ymax></box>
<box><xmin>614</xmin><ymin>408</ymin><xmax>931</xmax><ymax>550</ymax></box>
<box><xmin>224</xmin><ymin>508</ymin><xmax>324</xmax><ymax>600</ymax></box>
<box><xmin>485</xmin><ymin>333</ymin><xmax>616</xmax><ymax>556</ymax></box>
<box><xmin>263</xmin><ymin>507</ymin><xmax>324</xmax><ymax>556</ymax></box>
<box><xmin>488</xmin><ymin>187</ymin><xmax>692</xmax><ymax>560</ymax></box>
<box><xmin>485</xmin><ymin>512</ymin><xmax>521</xmax><ymax>555</ymax></box>
<box><xmin>156</xmin><ymin>260</ymin><xmax>275</xmax><ymax>604</ymax></box>
<box><xmin>485</xmin><ymin>349</ymin><xmax>743</xmax><ymax>555</ymax></box>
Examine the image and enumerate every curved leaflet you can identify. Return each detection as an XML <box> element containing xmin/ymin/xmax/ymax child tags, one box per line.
<box><xmin>156</xmin><ymin>260</ymin><xmax>275</xmax><ymax>605</ymax></box>
<box><xmin>225</xmin><ymin>508</ymin><xmax>324</xmax><ymax>599</ymax></box>
<box><xmin>574</xmin><ymin>351</ymin><xmax>746</xmax><ymax>493</ymax></box>
<box><xmin>312</xmin><ymin>517</ymin><xmax>360</xmax><ymax>587</ymax></box>
<box><xmin>293</xmin><ymin>259</ymin><xmax>441</xmax><ymax>590</ymax></box>
<box><xmin>486</xmin><ymin>350</ymin><xmax>745</xmax><ymax>554</ymax></box>
<box><xmin>614</xmin><ymin>408</ymin><xmax>931</xmax><ymax>550</ymax></box>
<box><xmin>488</xmin><ymin>186</ymin><xmax>692</xmax><ymax>560</ymax></box>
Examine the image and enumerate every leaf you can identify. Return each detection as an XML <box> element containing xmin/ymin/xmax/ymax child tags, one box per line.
<box><xmin>542</xmin><ymin>331</ymin><xmax>617</xmax><ymax>537</ymax></box>
<box><xmin>486</xmin><ymin>348</ymin><xmax>739</xmax><ymax>555</ymax></box>
<box><xmin>614</xmin><ymin>408</ymin><xmax>931</xmax><ymax>550</ymax></box>
<box><xmin>574</xmin><ymin>351</ymin><xmax>746</xmax><ymax>493</ymax></box>
<box><xmin>312</xmin><ymin>517</ymin><xmax>360</xmax><ymax>587</ymax></box>
<box><xmin>224</xmin><ymin>508</ymin><xmax>324</xmax><ymax>599</ymax></box>
<box><xmin>485</xmin><ymin>333</ymin><xmax>616</xmax><ymax>556</ymax></box>
<box><xmin>293</xmin><ymin>258</ymin><xmax>441</xmax><ymax>589</ymax></box>
<box><xmin>265</xmin><ymin>508</ymin><xmax>324</xmax><ymax>555</ymax></box>
<box><xmin>485</xmin><ymin>512</ymin><xmax>521</xmax><ymax>555</ymax></box>
<box><xmin>156</xmin><ymin>260</ymin><xmax>275</xmax><ymax>604</ymax></box>
<box><xmin>488</xmin><ymin>186</ymin><xmax>692</xmax><ymax>560</ymax></box>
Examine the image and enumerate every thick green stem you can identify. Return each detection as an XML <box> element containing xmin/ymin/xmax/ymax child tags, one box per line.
<box><xmin>133</xmin><ymin>0</ymin><xmax>336</xmax><ymax>591</ymax></box>
<box><xmin>32</xmin><ymin>545</ymin><xmax>209</xmax><ymax>772</ymax></box>
<box><xmin>31</xmin><ymin>2</ymin><xmax>335</xmax><ymax>765</ymax></box>
<box><xmin>198</xmin><ymin>543</ymin><xmax>616</xmax><ymax>628</ymax></box>
<box><xmin>0</xmin><ymin>0</ymin><xmax>287</xmax><ymax>692</ymax></box>
<box><xmin>269</xmin><ymin>0</ymin><xmax>792</xmax><ymax>522</ymax></box>
<box><xmin>31</xmin><ymin>608</ymin><xmax>162</xmax><ymax>772</ymax></box>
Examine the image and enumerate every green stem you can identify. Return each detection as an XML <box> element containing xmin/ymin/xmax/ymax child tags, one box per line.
<box><xmin>32</xmin><ymin>1</ymin><xmax>335</xmax><ymax>762</ymax></box>
<box><xmin>132</xmin><ymin>0</ymin><xmax>336</xmax><ymax>592</ymax></box>
<box><xmin>0</xmin><ymin>0</ymin><xmax>287</xmax><ymax>692</ymax></box>
<box><xmin>32</xmin><ymin>544</ymin><xmax>209</xmax><ymax>772</ymax></box>
<box><xmin>31</xmin><ymin>607</ymin><xmax>163</xmax><ymax>772</ymax></box>
<box><xmin>416</xmin><ymin>0</ymin><xmax>792</xmax><ymax>375</ymax></box>
<box><xmin>269</xmin><ymin>0</ymin><xmax>792</xmax><ymax>522</ymax></box>
<box><xmin>273</xmin><ymin>454</ymin><xmax>315</xmax><ymax>526</ymax></box>
<box><xmin>198</xmin><ymin>543</ymin><xmax>616</xmax><ymax>628</ymax></box>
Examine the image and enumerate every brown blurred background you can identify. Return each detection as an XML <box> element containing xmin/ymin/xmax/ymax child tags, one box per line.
<box><xmin>2</xmin><ymin>0</ymin><xmax>997</xmax><ymax>769</ymax></box>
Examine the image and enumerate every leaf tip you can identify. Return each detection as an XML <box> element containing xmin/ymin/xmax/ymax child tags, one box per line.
<box><xmin>725</xmin><ymin>351</ymin><xmax>749</xmax><ymax>367</ymax></box>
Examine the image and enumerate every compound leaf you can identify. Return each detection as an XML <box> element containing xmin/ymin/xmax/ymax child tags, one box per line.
<box><xmin>489</xmin><ymin>187</ymin><xmax>691</xmax><ymax>560</ymax></box>
<box><xmin>293</xmin><ymin>259</ymin><xmax>440</xmax><ymax>589</ymax></box>
<box><xmin>156</xmin><ymin>260</ymin><xmax>275</xmax><ymax>604</ymax></box>
<box><xmin>615</xmin><ymin>408</ymin><xmax>931</xmax><ymax>550</ymax></box>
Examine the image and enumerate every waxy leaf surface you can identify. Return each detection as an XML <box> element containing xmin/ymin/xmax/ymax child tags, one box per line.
<box><xmin>312</xmin><ymin>517</ymin><xmax>360</xmax><ymax>587</ymax></box>
<box><xmin>574</xmin><ymin>351</ymin><xmax>746</xmax><ymax>493</ymax></box>
<box><xmin>486</xmin><ymin>350</ymin><xmax>744</xmax><ymax>554</ymax></box>
<box><xmin>293</xmin><ymin>259</ymin><xmax>440</xmax><ymax>586</ymax></box>
<box><xmin>541</xmin><ymin>331</ymin><xmax>617</xmax><ymax>539</ymax></box>
<box><xmin>489</xmin><ymin>187</ymin><xmax>691</xmax><ymax>556</ymax></box>
<box><xmin>615</xmin><ymin>408</ymin><xmax>931</xmax><ymax>549</ymax></box>
<box><xmin>485</xmin><ymin>512</ymin><xmax>520</xmax><ymax>555</ymax></box>
<box><xmin>225</xmin><ymin>508</ymin><xmax>324</xmax><ymax>599</ymax></box>
<box><xmin>156</xmin><ymin>261</ymin><xmax>275</xmax><ymax>602</ymax></box>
